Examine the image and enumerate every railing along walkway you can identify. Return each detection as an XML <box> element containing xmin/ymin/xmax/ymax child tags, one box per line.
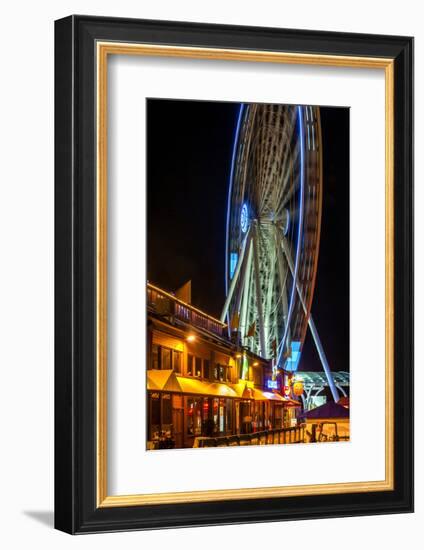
<box><xmin>195</xmin><ymin>425</ymin><xmax>305</xmax><ymax>447</ymax></box>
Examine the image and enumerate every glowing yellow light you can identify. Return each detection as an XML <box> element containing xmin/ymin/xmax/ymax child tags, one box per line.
<box><xmin>186</xmin><ymin>334</ymin><xmax>196</xmax><ymax>342</ymax></box>
<box><xmin>235</xmin><ymin>353</ymin><xmax>242</xmax><ymax>359</ymax></box>
<box><xmin>253</xmin><ymin>361</ymin><xmax>259</xmax><ymax>367</ymax></box>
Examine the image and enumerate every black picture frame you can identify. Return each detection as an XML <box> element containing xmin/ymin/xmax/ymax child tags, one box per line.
<box><xmin>55</xmin><ymin>15</ymin><xmax>413</xmax><ymax>534</ymax></box>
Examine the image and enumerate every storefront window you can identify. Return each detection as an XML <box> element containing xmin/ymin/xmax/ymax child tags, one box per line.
<box><xmin>187</xmin><ymin>354</ymin><xmax>194</xmax><ymax>376</ymax></box>
<box><xmin>219</xmin><ymin>399</ymin><xmax>225</xmax><ymax>432</ymax></box>
<box><xmin>274</xmin><ymin>404</ymin><xmax>283</xmax><ymax>429</ymax></box>
<box><xmin>253</xmin><ymin>401</ymin><xmax>264</xmax><ymax>431</ymax></box>
<box><xmin>195</xmin><ymin>357</ymin><xmax>202</xmax><ymax>377</ymax></box>
<box><xmin>194</xmin><ymin>401</ymin><xmax>202</xmax><ymax>435</ymax></box>
<box><xmin>204</xmin><ymin>398</ymin><xmax>232</xmax><ymax>434</ymax></box>
<box><xmin>202</xmin><ymin>399</ymin><xmax>214</xmax><ymax>436</ymax></box>
<box><xmin>213</xmin><ymin>364</ymin><xmax>227</xmax><ymax>381</ymax></box>
<box><xmin>161</xmin><ymin>348</ymin><xmax>171</xmax><ymax>370</ymax></box>
<box><xmin>150</xmin><ymin>393</ymin><xmax>160</xmax><ymax>424</ymax></box>
<box><xmin>203</xmin><ymin>359</ymin><xmax>210</xmax><ymax>379</ymax></box>
<box><xmin>173</xmin><ymin>350</ymin><xmax>182</xmax><ymax>373</ymax></box>
<box><xmin>151</xmin><ymin>344</ymin><xmax>159</xmax><ymax>370</ymax></box>
<box><xmin>240</xmin><ymin>401</ymin><xmax>252</xmax><ymax>434</ymax></box>
<box><xmin>212</xmin><ymin>398</ymin><xmax>219</xmax><ymax>432</ymax></box>
<box><xmin>187</xmin><ymin>355</ymin><xmax>208</xmax><ymax>378</ymax></box>
<box><xmin>226</xmin><ymin>399</ymin><xmax>233</xmax><ymax>431</ymax></box>
<box><xmin>148</xmin><ymin>392</ymin><xmax>176</xmax><ymax>441</ymax></box>
<box><xmin>149</xmin><ymin>392</ymin><xmax>161</xmax><ymax>439</ymax></box>
<box><xmin>187</xmin><ymin>398</ymin><xmax>203</xmax><ymax>435</ymax></box>
<box><xmin>151</xmin><ymin>344</ymin><xmax>182</xmax><ymax>372</ymax></box>
<box><xmin>162</xmin><ymin>393</ymin><xmax>172</xmax><ymax>425</ymax></box>
<box><xmin>253</xmin><ymin>369</ymin><xmax>262</xmax><ymax>385</ymax></box>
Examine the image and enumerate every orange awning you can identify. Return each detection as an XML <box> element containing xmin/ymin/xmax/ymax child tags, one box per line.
<box><xmin>284</xmin><ymin>398</ymin><xmax>302</xmax><ymax>407</ymax></box>
<box><xmin>252</xmin><ymin>389</ymin><xmax>286</xmax><ymax>401</ymax></box>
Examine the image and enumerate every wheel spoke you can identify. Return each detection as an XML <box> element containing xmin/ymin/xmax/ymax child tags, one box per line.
<box><xmin>252</xmin><ymin>223</ymin><xmax>267</xmax><ymax>357</ymax></box>
<box><xmin>239</xmin><ymin>241</ymin><xmax>253</xmax><ymax>345</ymax></box>
<box><xmin>220</xmin><ymin>228</ymin><xmax>251</xmax><ymax>322</ymax></box>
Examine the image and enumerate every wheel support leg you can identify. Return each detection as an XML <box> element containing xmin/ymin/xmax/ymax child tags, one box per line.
<box><xmin>281</xmin><ymin>237</ymin><xmax>340</xmax><ymax>402</ymax></box>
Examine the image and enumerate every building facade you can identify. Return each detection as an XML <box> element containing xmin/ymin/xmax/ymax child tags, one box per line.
<box><xmin>146</xmin><ymin>283</ymin><xmax>301</xmax><ymax>450</ymax></box>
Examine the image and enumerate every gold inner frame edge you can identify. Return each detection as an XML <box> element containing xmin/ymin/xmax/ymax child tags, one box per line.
<box><xmin>96</xmin><ymin>42</ymin><xmax>394</xmax><ymax>508</ymax></box>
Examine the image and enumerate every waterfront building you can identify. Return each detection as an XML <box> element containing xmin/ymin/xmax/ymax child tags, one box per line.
<box><xmin>146</xmin><ymin>282</ymin><xmax>301</xmax><ymax>449</ymax></box>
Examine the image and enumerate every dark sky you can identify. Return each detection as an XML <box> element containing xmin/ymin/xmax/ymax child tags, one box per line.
<box><xmin>147</xmin><ymin>99</ymin><xmax>349</xmax><ymax>373</ymax></box>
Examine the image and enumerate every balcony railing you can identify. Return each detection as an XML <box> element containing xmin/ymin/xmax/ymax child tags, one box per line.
<box><xmin>147</xmin><ymin>283</ymin><xmax>226</xmax><ymax>337</ymax></box>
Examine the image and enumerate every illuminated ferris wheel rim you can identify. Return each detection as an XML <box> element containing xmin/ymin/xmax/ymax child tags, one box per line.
<box><xmin>225</xmin><ymin>103</ymin><xmax>306</xmax><ymax>289</ymax></box>
<box><xmin>223</xmin><ymin>102</ymin><xmax>322</xmax><ymax>373</ymax></box>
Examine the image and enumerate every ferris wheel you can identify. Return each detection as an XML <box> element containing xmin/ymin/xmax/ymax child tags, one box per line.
<box><xmin>221</xmin><ymin>103</ymin><xmax>339</xmax><ymax>401</ymax></box>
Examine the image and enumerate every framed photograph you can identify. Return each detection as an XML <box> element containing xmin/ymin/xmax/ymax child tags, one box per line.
<box><xmin>54</xmin><ymin>15</ymin><xmax>413</xmax><ymax>533</ymax></box>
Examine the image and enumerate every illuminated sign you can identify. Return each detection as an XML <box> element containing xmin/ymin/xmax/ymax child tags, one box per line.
<box><xmin>266</xmin><ymin>379</ymin><xmax>279</xmax><ymax>390</ymax></box>
<box><xmin>241</xmin><ymin>352</ymin><xmax>249</xmax><ymax>380</ymax></box>
<box><xmin>240</xmin><ymin>203</ymin><xmax>248</xmax><ymax>233</ymax></box>
<box><xmin>285</xmin><ymin>341</ymin><xmax>301</xmax><ymax>371</ymax></box>
<box><xmin>230</xmin><ymin>252</ymin><xmax>238</xmax><ymax>279</ymax></box>
<box><xmin>293</xmin><ymin>380</ymin><xmax>304</xmax><ymax>396</ymax></box>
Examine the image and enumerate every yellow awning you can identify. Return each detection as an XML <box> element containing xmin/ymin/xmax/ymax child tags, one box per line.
<box><xmin>146</xmin><ymin>371</ymin><xmax>301</xmax><ymax>403</ymax></box>
<box><xmin>177</xmin><ymin>377</ymin><xmax>239</xmax><ymax>398</ymax></box>
<box><xmin>232</xmin><ymin>382</ymin><xmax>254</xmax><ymax>399</ymax></box>
<box><xmin>146</xmin><ymin>369</ymin><xmax>238</xmax><ymax>398</ymax></box>
<box><xmin>146</xmin><ymin>369</ymin><xmax>176</xmax><ymax>391</ymax></box>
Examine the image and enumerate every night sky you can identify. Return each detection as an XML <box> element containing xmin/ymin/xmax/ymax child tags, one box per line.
<box><xmin>147</xmin><ymin>99</ymin><xmax>349</xmax><ymax>373</ymax></box>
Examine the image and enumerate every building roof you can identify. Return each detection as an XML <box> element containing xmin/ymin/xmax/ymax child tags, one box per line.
<box><xmin>295</xmin><ymin>371</ymin><xmax>350</xmax><ymax>387</ymax></box>
<box><xmin>337</xmin><ymin>396</ymin><xmax>350</xmax><ymax>408</ymax></box>
<box><xmin>302</xmin><ymin>401</ymin><xmax>350</xmax><ymax>419</ymax></box>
